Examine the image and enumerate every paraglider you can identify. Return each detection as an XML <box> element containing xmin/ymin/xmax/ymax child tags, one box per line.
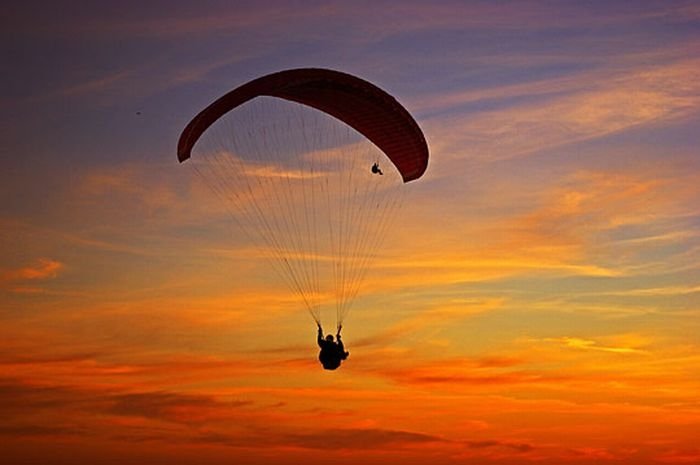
<box><xmin>178</xmin><ymin>68</ymin><xmax>428</xmax><ymax>370</ymax></box>
<box><xmin>317</xmin><ymin>324</ymin><xmax>349</xmax><ymax>370</ymax></box>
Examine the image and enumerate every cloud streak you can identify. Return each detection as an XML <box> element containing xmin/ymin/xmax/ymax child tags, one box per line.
<box><xmin>538</xmin><ymin>337</ymin><xmax>649</xmax><ymax>355</ymax></box>
<box><xmin>1</xmin><ymin>258</ymin><xmax>64</xmax><ymax>293</ymax></box>
<box><xmin>426</xmin><ymin>57</ymin><xmax>700</xmax><ymax>165</ymax></box>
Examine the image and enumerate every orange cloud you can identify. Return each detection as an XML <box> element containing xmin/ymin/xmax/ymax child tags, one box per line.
<box><xmin>538</xmin><ymin>336</ymin><xmax>649</xmax><ymax>354</ymax></box>
<box><xmin>2</xmin><ymin>258</ymin><xmax>63</xmax><ymax>281</ymax></box>
<box><xmin>405</xmin><ymin>164</ymin><xmax>694</xmax><ymax>289</ymax></box>
<box><xmin>380</xmin><ymin>359</ymin><xmax>569</xmax><ymax>388</ymax></box>
<box><xmin>1</xmin><ymin>258</ymin><xmax>64</xmax><ymax>293</ymax></box>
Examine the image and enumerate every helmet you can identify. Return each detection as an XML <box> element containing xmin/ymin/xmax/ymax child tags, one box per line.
<box><xmin>325</xmin><ymin>334</ymin><xmax>334</xmax><ymax>342</ymax></box>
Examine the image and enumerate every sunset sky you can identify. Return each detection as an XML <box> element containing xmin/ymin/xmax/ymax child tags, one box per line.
<box><xmin>2</xmin><ymin>1</ymin><xmax>700</xmax><ymax>464</ymax></box>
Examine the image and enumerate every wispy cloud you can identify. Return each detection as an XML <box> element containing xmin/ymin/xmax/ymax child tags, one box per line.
<box><xmin>352</xmin><ymin>297</ymin><xmax>505</xmax><ymax>348</ymax></box>
<box><xmin>601</xmin><ymin>284</ymin><xmax>700</xmax><ymax>297</ymax></box>
<box><xmin>278</xmin><ymin>427</ymin><xmax>444</xmax><ymax>450</ymax></box>
<box><xmin>107</xmin><ymin>391</ymin><xmax>250</xmax><ymax>423</ymax></box>
<box><xmin>427</xmin><ymin>57</ymin><xmax>700</xmax><ymax>164</ymax></box>
<box><xmin>351</xmin><ymin>352</ymin><xmax>564</xmax><ymax>389</ymax></box>
<box><xmin>538</xmin><ymin>336</ymin><xmax>649</xmax><ymax>355</ymax></box>
<box><xmin>655</xmin><ymin>448</ymin><xmax>700</xmax><ymax>464</ymax></box>
<box><xmin>0</xmin><ymin>376</ymin><xmax>439</xmax><ymax>452</ymax></box>
<box><xmin>464</xmin><ymin>439</ymin><xmax>534</xmax><ymax>453</ymax></box>
<box><xmin>52</xmin><ymin>55</ymin><xmax>249</xmax><ymax>103</ymax></box>
<box><xmin>0</xmin><ymin>258</ymin><xmax>64</xmax><ymax>293</ymax></box>
<box><xmin>1</xmin><ymin>258</ymin><xmax>63</xmax><ymax>281</ymax></box>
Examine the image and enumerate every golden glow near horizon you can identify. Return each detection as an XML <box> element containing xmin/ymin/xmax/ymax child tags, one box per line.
<box><xmin>2</xmin><ymin>2</ymin><xmax>700</xmax><ymax>464</ymax></box>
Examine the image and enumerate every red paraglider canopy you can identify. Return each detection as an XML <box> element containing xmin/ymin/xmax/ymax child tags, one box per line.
<box><xmin>177</xmin><ymin>68</ymin><xmax>428</xmax><ymax>182</ymax></box>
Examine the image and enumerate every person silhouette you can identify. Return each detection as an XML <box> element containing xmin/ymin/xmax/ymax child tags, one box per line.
<box><xmin>371</xmin><ymin>162</ymin><xmax>383</xmax><ymax>175</ymax></box>
<box><xmin>317</xmin><ymin>323</ymin><xmax>349</xmax><ymax>370</ymax></box>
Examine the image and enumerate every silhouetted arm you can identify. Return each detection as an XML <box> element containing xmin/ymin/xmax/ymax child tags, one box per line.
<box><xmin>317</xmin><ymin>325</ymin><xmax>324</xmax><ymax>348</ymax></box>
